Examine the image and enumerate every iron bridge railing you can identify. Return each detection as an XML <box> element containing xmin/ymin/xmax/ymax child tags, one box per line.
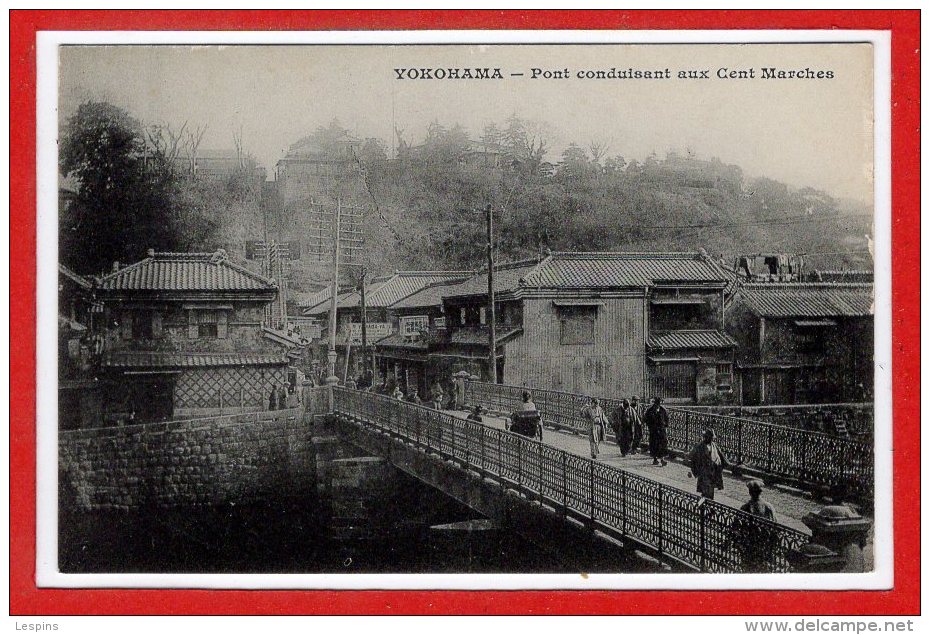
<box><xmin>333</xmin><ymin>387</ymin><xmax>810</xmax><ymax>573</ymax></box>
<box><xmin>464</xmin><ymin>381</ymin><xmax>874</xmax><ymax>500</ymax></box>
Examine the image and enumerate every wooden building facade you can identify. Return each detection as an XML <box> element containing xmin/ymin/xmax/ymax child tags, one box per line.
<box><xmin>727</xmin><ymin>282</ymin><xmax>874</xmax><ymax>405</ymax></box>
<box><xmin>440</xmin><ymin>252</ymin><xmax>735</xmax><ymax>402</ymax></box>
<box><xmin>96</xmin><ymin>249</ymin><xmax>298</xmax><ymax>423</ymax></box>
<box><xmin>303</xmin><ymin>270</ymin><xmax>471</xmax><ymax>383</ymax></box>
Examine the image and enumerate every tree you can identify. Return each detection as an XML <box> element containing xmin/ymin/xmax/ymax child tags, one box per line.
<box><xmin>604</xmin><ymin>154</ymin><xmax>627</xmax><ymax>175</ymax></box>
<box><xmin>556</xmin><ymin>143</ymin><xmax>591</xmax><ymax>181</ymax></box>
<box><xmin>59</xmin><ymin>101</ymin><xmax>217</xmax><ymax>274</ymax></box>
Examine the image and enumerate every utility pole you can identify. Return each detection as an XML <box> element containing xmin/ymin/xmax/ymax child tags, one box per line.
<box><xmin>359</xmin><ymin>267</ymin><xmax>371</xmax><ymax>384</ymax></box>
<box><xmin>486</xmin><ymin>204</ymin><xmax>497</xmax><ymax>383</ymax></box>
<box><xmin>325</xmin><ymin>198</ymin><xmax>342</xmax><ymax>385</ymax></box>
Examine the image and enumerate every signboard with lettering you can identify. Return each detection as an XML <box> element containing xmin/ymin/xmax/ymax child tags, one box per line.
<box><xmin>342</xmin><ymin>322</ymin><xmax>393</xmax><ymax>344</ymax></box>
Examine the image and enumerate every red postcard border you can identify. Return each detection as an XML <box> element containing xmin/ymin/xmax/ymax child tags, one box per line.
<box><xmin>9</xmin><ymin>9</ymin><xmax>920</xmax><ymax>615</ymax></box>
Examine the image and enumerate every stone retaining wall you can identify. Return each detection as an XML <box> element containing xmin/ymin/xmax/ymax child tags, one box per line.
<box><xmin>59</xmin><ymin>407</ymin><xmax>312</xmax><ymax>511</ymax></box>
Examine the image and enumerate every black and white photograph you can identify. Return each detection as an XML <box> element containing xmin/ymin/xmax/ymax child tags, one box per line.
<box><xmin>43</xmin><ymin>36</ymin><xmax>888</xmax><ymax>585</ymax></box>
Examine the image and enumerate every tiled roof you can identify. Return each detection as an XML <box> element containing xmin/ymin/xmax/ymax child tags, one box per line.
<box><xmin>292</xmin><ymin>287</ymin><xmax>334</xmax><ymax>309</ymax></box>
<box><xmin>303</xmin><ymin>290</ymin><xmax>355</xmax><ymax>316</ymax></box>
<box><xmin>98</xmin><ymin>250</ymin><xmax>275</xmax><ymax>293</ymax></box>
<box><xmin>336</xmin><ymin>271</ymin><xmax>472</xmax><ymax>310</ymax></box>
<box><xmin>647</xmin><ymin>330</ymin><xmax>737</xmax><ymax>350</ymax></box>
<box><xmin>443</xmin><ymin>260</ymin><xmax>542</xmax><ymax>298</ymax></box>
<box><xmin>521</xmin><ymin>252</ymin><xmax>728</xmax><ymax>289</ymax></box>
<box><xmin>448</xmin><ymin>327</ymin><xmax>522</xmax><ymax>346</ymax></box>
<box><xmin>58</xmin><ymin>315</ymin><xmax>87</xmax><ymax>332</ymax></box>
<box><xmin>390</xmin><ymin>278</ymin><xmax>470</xmax><ymax>309</ymax></box>
<box><xmin>59</xmin><ymin>263</ymin><xmax>92</xmax><ymax>289</ymax></box>
<box><xmin>262</xmin><ymin>327</ymin><xmax>305</xmax><ymax>348</ymax></box>
<box><xmin>373</xmin><ymin>332</ymin><xmax>431</xmax><ymax>350</ymax></box>
<box><xmin>739</xmin><ymin>283</ymin><xmax>874</xmax><ymax>318</ymax></box>
<box><xmin>103</xmin><ymin>351</ymin><xmax>288</xmax><ymax>368</ymax></box>
<box><xmin>813</xmin><ymin>270</ymin><xmax>874</xmax><ymax>283</ymax></box>
<box><xmin>444</xmin><ymin>252</ymin><xmax>728</xmax><ymax>298</ymax></box>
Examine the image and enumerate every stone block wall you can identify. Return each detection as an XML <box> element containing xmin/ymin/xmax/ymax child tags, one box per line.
<box><xmin>59</xmin><ymin>407</ymin><xmax>313</xmax><ymax>511</ymax></box>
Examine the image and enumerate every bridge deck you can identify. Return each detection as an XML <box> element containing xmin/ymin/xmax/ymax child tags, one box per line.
<box><xmin>445</xmin><ymin>408</ymin><xmax>869</xmax><ymax>542</ymax></box>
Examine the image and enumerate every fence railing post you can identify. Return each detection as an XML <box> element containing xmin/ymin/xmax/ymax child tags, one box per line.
<box><xmin>561</xmin><ymin>451</ymin><xmax>568</xmax><ymax>516</ymax></box>
<box><xmin>464</xmin><ymin>421</ymin><xmax>471</xmax><ymax>467</ymax></box>
<box><xmin>479</xmin><ymin>426</ymin><xmax>486</xmax><ymax>475</ymax></box>
<box><xmin>498</xmin><ymin>430</ymin><xmax>502</xmax><ymax>479</ymax></box>
<box><xmin>657</xmin><ymin>486</ymin><xmax>664</xmax><ymax>554</ymax></box>
<box><xmin>589</xmin><ymin>459</ymin><xmax>595</xmax><ymax>523</ymax></box>
<box><xmin>766</xmin><ymin>425</ymin><xmax>774</xmax><ymax>473</ymax></box>
<box><xmin>537</xmin><ymin>443</ymin><xmax>544</xmax><ymax>504</ymax></box>
<box><xmin>699</xmin><ymin>502</ymin><xmax>707</xmax><ymax>572</ymax></box>
<box><xmin>450</xmin><ymin>416</ymin><xmax>457</xmax><ymax>461</ymax></box>
<box><xmin>621</xmin><ymin>471</ymin><xmax>627</xmax><ymax>535</ymax></box>
<box><xmin>800</xmin><ymin>430</ymin><xmax>808</xmax><ymax>479</ymax></box>
<box><xmin>737</xmin><ymin>418</ymin><xmax>744</xmax><ymax>464</ymax></box>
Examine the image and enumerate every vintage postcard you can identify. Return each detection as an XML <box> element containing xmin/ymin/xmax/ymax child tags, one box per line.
<box><xmin>15</xmin><ymin>13</ymin><xmax>917</xmax><ymax>616</ymax></box>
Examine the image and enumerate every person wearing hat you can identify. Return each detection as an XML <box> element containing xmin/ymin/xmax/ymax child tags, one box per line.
<box><xmin>688</xmin><ymin>428</ymin><xmax>731</xmax><ymax>499</ymax></box>
<box><xmin>644</xmin><ymin>396</ymin><xmax>670</xmax><ymax>466</ymax></box>
<box><xmin>610</xmin><ymin>398</ymin><xmax>635</xmax><ymax>456</ymax></box>
<box><xmin>730</xmin><ymin>479</ymin><xmax>778</xmax><ymax>572</ymax></box>
<box><xmin>740</xmin><ymin>480</ymin><xmax>776</xmax><ymax>521</ymax></box>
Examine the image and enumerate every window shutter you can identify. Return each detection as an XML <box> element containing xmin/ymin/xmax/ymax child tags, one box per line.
<box><xmin>187</xmin><ymin>310</ymin><xmax>198</xmax><ymax>339</ymax></box>
<box><xmin>152</xmin><ymin>311</ymin><xmax>163</xmax><ymax>337</ymax></box>
<box><xmin>217</xmin><ymin>310</ymin><xmax>228</xmax><ymax>339</ymax></box>
<box><xmin>121</xmin><ymin>311</ymin><xmax>133</xmax><ymax>340</ymax></box>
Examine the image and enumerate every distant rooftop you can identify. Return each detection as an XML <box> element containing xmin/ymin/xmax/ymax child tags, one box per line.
<box><xmin>738</xmin><ymin>283</ymin><xmax>874</xmax><ymax>318</ymax></box>
<box><xmin>303</xmin><ymin>270</ymin><xmax>472</xmax><ymax>316</ymax></box>
<box><xmin>446</xmin><ymin>251</ymin><xmax>728</xmax><ymax>298</ymax></box>
<box><xmin>813</xmin><ymin>270</ymin><xmax>874</xmax><ymax>283</ymax></box>
<box><xmin>390</xmin><ymin>277</ymin><xmax>474</xmax><ymax>310</ymax></box>
<box><xmin>58</xmin><ymin>263</ymin><xmax>92</xmax><ymax>289</ymax></box>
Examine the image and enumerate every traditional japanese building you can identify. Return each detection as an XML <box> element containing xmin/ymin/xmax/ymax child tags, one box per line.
<box><xmin>58</xmin><ymin>264</ymin><xmax>106</xmax><ymax>429</ymax></box>
<box><xmin>96</xmin><ymin>249</ymin><xmax>298</xmax><ymax>422</ymax></box>
<box><xmin>440</xmin><ymin>251</ymin><xmax>736</xmax><ymax>402</ymax></box>
<box><xmin>373</xmin><ymin>278</ymin><xmax>469</xmax><ymax>396</ymax></box>
<box><xmin>726</xmin><ymin>282</ymin><xmax>874</xmax><ymax>405</ymax></box>
<box><xmin>303</xmin><ymin>270</ymin><xmax>470</xmax><ymax>382</ymax></box>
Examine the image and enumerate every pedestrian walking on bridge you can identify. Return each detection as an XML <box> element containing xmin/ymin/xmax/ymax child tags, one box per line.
<box><xmin>630</xmin><ymin>396</ymin><xmax>644</xmax><ymax>454</ymax></box>
<box><xmin>610</xmin><ymin>399</ymin><xmax>634</xmax><ymax>456</ymax></box>
<box><xmin>688</xmin><ymin>428</ymin><xmax>731</xmax><ymax>500</ymax></box>
<box><xmin>729</xmin><ymin>479</ymin><xmax>778</xmax><ymax>572</ymax></box>
<box><xmin>430</xmin><ymin>381</ymin><xmax>444</xmax><ymax>410</ymax></box>
<box><xmin>644</xmin><ymin>397</ymin><xmax>669</xmax><ymax>466</ymax></box>
<box><xmin>581</xmin><ymin>397</ymin><xmax>608</xmax><ymax>459</ymax></box>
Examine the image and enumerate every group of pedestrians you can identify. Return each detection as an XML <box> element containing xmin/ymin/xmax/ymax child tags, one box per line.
<box><xmin>578</xmin><ymin>395</ymin><xmax>774</xmax><ymax>512</ymax></box>
<box><xmin>386</xmin><ymin>380</ymin><xmax>447</xmax><ymax>410</ymax></box>
<box><xmin>580</xmin><ymin>395</ymin><xmax>670</xmax><ymax>464</ymax></box>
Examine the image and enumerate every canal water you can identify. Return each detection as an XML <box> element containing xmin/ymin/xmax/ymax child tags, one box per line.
<box><xmin>59</xmin><ymin>471</ymin><xmax>605</xmax><ymax>574</ymax></box>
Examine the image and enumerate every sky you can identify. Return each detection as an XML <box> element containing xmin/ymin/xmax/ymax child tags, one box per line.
<box><xmin>59</xmin><ymin>43</ymin><xmax>874</xmax><ymax>202</ymax></box>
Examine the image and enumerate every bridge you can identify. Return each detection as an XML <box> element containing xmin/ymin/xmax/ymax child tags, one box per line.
<box><xmin>58</xmin><ymin>383</ymin><xmax>873</xmax><ymax>574</ymax></box>
<box><xmin>331</xmin><ymin>386</ymin><xmax>872</xmax><ymax>573</ymax></box>
<box><xmin>465</xmin><ymin>381</ymin><xmax>874</xmax><ymax>501</ymax></box>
